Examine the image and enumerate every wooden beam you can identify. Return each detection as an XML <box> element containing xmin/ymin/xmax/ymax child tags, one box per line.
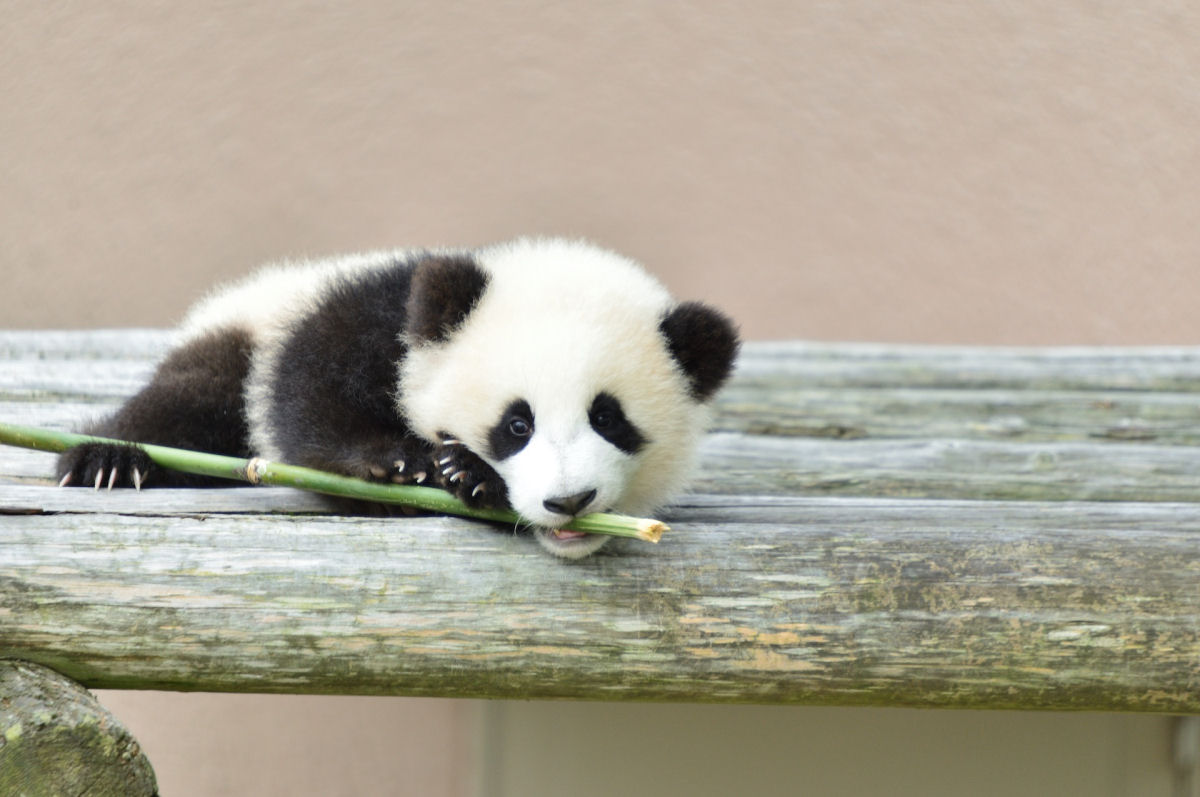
<box><xmin>1</xmin><ymin>487</ymin><xmax>1198</xmax><ymax>711</ymax></box>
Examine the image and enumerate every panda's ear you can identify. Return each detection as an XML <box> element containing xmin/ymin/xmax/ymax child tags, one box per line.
<box><xmin>659</xmin><ymin>301</ymin><xmax>740</xmax><ymax>401</ymax></box>
<box><xmin>405</xmin><ymin>255</ymin><xmax>490</xmax><ymax>344</ymax></box>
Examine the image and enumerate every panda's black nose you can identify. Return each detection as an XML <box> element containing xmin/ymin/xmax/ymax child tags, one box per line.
<box><xmin>543</xmin><ymin>489</ymin><xmax>597</xmax><ymax>517</ymax></box>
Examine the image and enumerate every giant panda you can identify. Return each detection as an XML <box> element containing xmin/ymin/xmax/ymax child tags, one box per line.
<box><xmin>56</xmin><ymin>238</ymin><xmax>739</xmax><ymax>558</ymax></box>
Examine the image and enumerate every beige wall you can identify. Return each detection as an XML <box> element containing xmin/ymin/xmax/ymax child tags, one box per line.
<box><xmin>5</xmin><ymin>3</ymin><xmax>1198</xmax><ymax>795</ymax></box>
<box><xmin>4</xmin><ymin>4</ymin><xmax>1199</xmax><ymax>342</ymax></box>
<box><xmin>485</xmin><ymin>703</ymin><xmax>1174</xmax><ymax>797</ymax></box>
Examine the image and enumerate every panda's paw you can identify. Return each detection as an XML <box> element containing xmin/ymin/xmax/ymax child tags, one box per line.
<box><xmin>353</xmin><ymin>437</ymin><xmax>437</xmax><ymax>487</ymax></box>
<box><xmin>433</xmin><ymin>434</ymin><xmax>509</xmax><ymax>510</ymax></box>
<box><xmin>56</xmin><ymin>443</ymin><xmax>154</xmax><ymax>491</ymax></box>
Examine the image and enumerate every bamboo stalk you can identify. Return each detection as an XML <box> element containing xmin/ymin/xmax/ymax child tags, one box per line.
<box><xmin>0</xmin><ymin>422</ymin><xmax>665</xmax><ymax>542</ymax></box>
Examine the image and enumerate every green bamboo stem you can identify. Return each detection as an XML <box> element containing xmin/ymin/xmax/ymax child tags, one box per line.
<box><xmin>0</xmin><ymin>422</ymin><xmax>665</xmax><ymax>542</ymax></box>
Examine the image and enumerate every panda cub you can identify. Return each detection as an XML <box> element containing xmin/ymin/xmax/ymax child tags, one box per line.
<box><xmin>56</xmin><ymin>238</ymin><xmax>739</xmax><ymax>558</ymax></box>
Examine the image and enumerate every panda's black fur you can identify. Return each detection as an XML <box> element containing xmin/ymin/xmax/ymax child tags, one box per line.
<box><xmin>59</xmin><ymin>329</ymin><xmax>254</xmax><ymax>489</ymax></box>
<box><xmin>57</xmin><ymin>239</ymin><xmax>739</xmax><ymax>557</ymax></box>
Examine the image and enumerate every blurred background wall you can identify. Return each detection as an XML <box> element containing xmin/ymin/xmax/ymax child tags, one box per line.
<box><xmin>4</xmin><ymin>3</ymin><xmax>1198</xmax><ymax>795</ymax></box>
<box><xmin>5</xmin><ymin>3</ymin><xmax>1199</xmax><ymax>343</ymax></box>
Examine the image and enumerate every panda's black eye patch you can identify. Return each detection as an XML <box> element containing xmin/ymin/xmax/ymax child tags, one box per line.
<box><xmin>589</xmin><ymin>392</ymin><xmax>646</xmax><ymax>455</ymax></box>
<box><xmin>489</xmin><ymin>399</ymin><xmax>534</xmax><ymax>460</ymax></box>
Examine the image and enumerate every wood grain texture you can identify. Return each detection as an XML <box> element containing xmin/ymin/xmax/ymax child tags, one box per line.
<box><xmin>1</xmin><ymin>489</ymin><xmax>1198</xmax><ymax>710</ymax></box>
<box><xmin>2</xmin><ymin>331</ymin><xmax>1200</xmax><ymax>711</ymax></box>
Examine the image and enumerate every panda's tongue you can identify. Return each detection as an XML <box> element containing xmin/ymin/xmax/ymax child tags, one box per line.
<box><xmin>552</xmin><ymin>528</ymin><xmax>589</xmax><ymax>540</ymax></box>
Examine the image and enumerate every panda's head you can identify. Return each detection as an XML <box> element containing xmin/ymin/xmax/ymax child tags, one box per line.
<box><xmin>398</xmin><ymin>239</ymin><xmax>738</xmax><ymax>558</ymax></box>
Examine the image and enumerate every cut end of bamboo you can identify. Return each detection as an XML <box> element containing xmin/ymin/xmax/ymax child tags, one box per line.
<box><xmin>635</xmin><ymin>519</ymin><xmax>668</xmax><ymax>543</ymax></box>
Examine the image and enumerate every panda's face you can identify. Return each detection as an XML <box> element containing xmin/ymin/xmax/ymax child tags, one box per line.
<box><xmin>485</xmin><ymin>392</ymin><xmax>647</xmax><ymax>558</ymax></box>
<box><xmin>402</xmin><ymin>308</ymin><xmax>702</xmax><ymax>559</ymax></box>
<box><xmin>398</xmin><ymin>239</ymin><xmax>738</xmax><ymax>559</ymax></box>
<box><xmin>407</xmin><ymin>300</ymin><xmax>706</xmax><ymax>558</ymax></box>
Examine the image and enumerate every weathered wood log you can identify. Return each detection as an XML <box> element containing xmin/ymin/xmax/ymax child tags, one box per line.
<box><xmin>1</xmin><ymin>487</ymin><xmax>1199</xmax><ymax>712</ymax></box>
<box><xmin>0</xmin><ymin>660</ymin><xmax>158</xmax><ymax>796</ymax></box>
<box><xmin>2</xmin><ymin>330</ymin><xmax>1200</xmax><ymax>712</ymax></box>
<box><xmin>716</xmin><ymin>382</ymin><xmax>1200</xmax><ymax>444</ymax></box>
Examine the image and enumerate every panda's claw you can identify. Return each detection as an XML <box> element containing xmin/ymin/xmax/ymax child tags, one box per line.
<box><xmin>56</xmin><ymin>442</ymin><xmax>156</xmax><ymax>491</ymax></box>
<box><xmin>432</xmin><ymin>438</ymin><xmax>509</xmax><ymax>510</ymax></box>
<box><xmin>349</xmin><ymin>439</ymin><xmax>435</xmax><ymax>487</ymax></box>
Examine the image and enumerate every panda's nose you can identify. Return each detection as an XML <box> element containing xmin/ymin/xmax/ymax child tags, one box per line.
<box><xmin>543</xmin><ymin>489</ymin><xmax>597</xmax><ymax>517</ymax></box>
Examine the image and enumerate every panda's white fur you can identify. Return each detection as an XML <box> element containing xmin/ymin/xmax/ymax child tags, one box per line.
<box><xmin>61</xmin><ymin>238</ymin><xmax>737</xmax><ymax>559</ymax></box>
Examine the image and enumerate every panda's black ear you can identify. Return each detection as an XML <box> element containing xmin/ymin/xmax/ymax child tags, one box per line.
<box><xmin>405</xmin><ymin>255</ymin><xmax>490</xmax><ymax>344</ymax></box>
<box><xmin>659</xmin><ymin>302</ymin><xmax>740</xmax><ymax>401</ymax></box>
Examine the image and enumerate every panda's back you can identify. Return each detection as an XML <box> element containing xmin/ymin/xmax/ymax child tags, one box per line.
<box><xmin>178</xmin><ymin>250</ymin><xmax>415</xmax><ymax>348</ymax></box>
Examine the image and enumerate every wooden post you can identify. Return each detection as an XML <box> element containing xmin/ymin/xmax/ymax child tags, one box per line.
<box><xmin>0</xmin><ymin>660</ymin><xmax>158</xmax><ymax>796</ymax></box>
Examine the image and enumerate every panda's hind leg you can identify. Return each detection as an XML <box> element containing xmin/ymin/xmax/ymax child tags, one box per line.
<box><xmin>56</xmin><ymin>328</ymin><xmax>254</xmax><ymax>489</ymax></box>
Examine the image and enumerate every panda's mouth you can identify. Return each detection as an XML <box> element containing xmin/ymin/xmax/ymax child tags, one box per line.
<box><xmin>551</xmin><ymin>528</ymin><xmax>590</xmax><ymax>541</ymax></box>
<box><xmin>531</xmin><ymin>526</ymin><xmax>610</xmax><ymax>559</ymax></box>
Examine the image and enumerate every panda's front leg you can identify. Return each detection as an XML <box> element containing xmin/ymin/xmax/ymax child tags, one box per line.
<box><xmin>320</xmin><ymin>435</ymin><xmax>438</xmax><ymax>487</ymax></box>
<box><xmin>433</xmin><ymin>433</ymin><xmax>510</xmax><ymax>510</ymax></box>
<box><xmin>294</xmin><ymin>433</ymin><xmax>439</xmax><ymax>517</ymax></box>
